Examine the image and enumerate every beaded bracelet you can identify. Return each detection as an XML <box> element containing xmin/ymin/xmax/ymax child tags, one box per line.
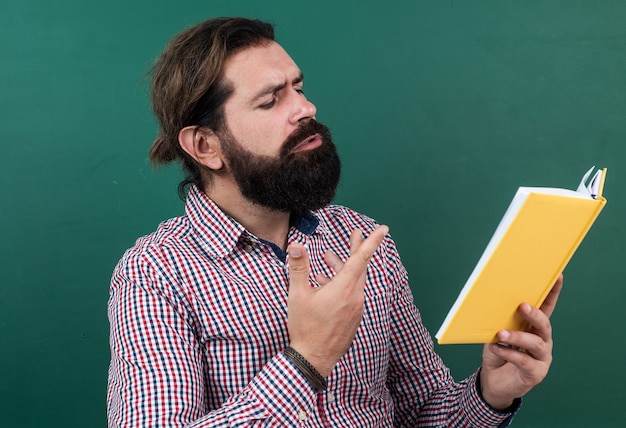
<box><xmin>283</xmin><ymin>346</ymin><xmax>328</xmax><ymax>392</ymax></box>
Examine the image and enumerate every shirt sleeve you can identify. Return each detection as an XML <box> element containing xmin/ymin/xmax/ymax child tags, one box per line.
<box><xmin>383</xmin><ymin>242</ymin><xmax>520</xmax><ymax>427</ymax></box>
<box><xmin>107</xmin><ymin>251</ymin><xmax>318</xmax><ymax>427</ymax></box>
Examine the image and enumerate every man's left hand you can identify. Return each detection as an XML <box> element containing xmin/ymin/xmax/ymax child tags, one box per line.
<box><xmin>479</xmin><ymin>274</ymin><xmax>564</xmax><ymax>410</ymax></box>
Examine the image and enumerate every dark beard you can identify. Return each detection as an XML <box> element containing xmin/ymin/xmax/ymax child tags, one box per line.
<box><xmin>219</xmin><ymin>119</ymin><xmax>341</xmax><ymax>217</ymax></box>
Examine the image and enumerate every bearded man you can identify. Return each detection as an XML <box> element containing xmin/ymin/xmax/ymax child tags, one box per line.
<box><xmin>107</xmin><ymin>17</ymin><xmax>562</xmax><ymax>427</ymax></box>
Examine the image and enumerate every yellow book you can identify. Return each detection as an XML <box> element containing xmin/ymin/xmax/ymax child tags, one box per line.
<box><xmin>436</xmin><ymin>167</ymin><xmax>607</xmax><ymax>345</ymax></box>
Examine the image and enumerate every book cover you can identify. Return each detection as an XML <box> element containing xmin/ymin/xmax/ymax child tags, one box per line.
<box><xmin>436</xmin><ymin>167</ymin><xmax>607</xmax><ymax>345</ymax></box>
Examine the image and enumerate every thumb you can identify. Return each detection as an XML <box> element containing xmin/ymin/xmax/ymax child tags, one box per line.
<box><xmin>287</xmin><ymin>243</ymin><xmax>311</xmax><ymax>294</ymax></box>
<box><xmin>482</xmin><ymin>342</ymin><xmax>507</xmax><ymax>370</ymax></box>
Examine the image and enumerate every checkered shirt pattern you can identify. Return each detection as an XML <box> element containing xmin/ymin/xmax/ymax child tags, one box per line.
<box><xmin>107</xmin><ymin>185</ymin><xmax>517</xmax><ymax>427</ymax></box>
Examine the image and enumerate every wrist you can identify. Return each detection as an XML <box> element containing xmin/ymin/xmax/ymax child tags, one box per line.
<box><xmin>283</xmin><ymin>346</ymin><xmax>328</xmax><ymax>392</ymax></box>
<box><xmin>477</xmin><ymin>369</ymin><xmax>517</xmax><ymax>412</ymax></box>
<box><xmin>286</xmin><ymin>343</ymin><xmax>335</xmax><ymax>377</ymax></box>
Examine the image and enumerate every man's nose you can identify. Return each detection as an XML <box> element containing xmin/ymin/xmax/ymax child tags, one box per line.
<box><xmin>290</xmin><ymin>94</ymin><xmax>317</xmax><ymax>124</ymax></box>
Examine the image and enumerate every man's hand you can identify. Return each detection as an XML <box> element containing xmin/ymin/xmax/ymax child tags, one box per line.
<box><xmin>286</xmin><ymin>225</ymin><xmax>388</xmax><ymax>377</ymax></box>
<box><xmin>480</xmin><ymin>275</ymin><xmax>564</xmax><ymax>410</ymax></box>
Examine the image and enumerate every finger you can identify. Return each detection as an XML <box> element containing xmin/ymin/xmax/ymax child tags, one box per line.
<box><xmin>287</xmin><ymin>243</ymin><xmax>311</xmax><ymax>294</ymax></box>
<box><xmin>349</xmin><ymin>226</ymin><xmax>388</xmax><ymax>263</ymax></box>
<box><xmin>316</xmin><ymin>250</ymin><xmax>345</xmax><ymax>285</ymax></box>
<box><xmin>481</xmin><ymin>342</ymin><xmax>508</xmax><ymax>368</ymax></box>
<box><xmin>323</xmin><ymin>250</ymin><xmax>345</xmax><ymax>273</ymax></box>
<box><xmin>349</xmin><ymin>229</ymin><xmax>368</xmax><ymax>284</ymax></box>
<box><xmin>539</xmin><ymin>274</ymin><xmax>563</xmax><ymax>318</ymax></box>
<box><xmin>488</xmin><ymin>341</ymin><xmax>541</xmax><ymax>367</ymax></box>
<box><xmin>491</xmin><ymin>328</ymin><xmax>549</xmax><ymax>362</ymax></box>
<box><xmin>494</xmin><ymin>309</ymin><xmax>552</xmax><ymax>360</ymax></box>
<box><xmin>340</xmin><ymin>225</ymin><xmax>389</xmax><ymax>283</ymax></box>
<box><xmin>520</xmin><ymin>299</ymin><xmax>554</xmax><ymax>343</ymax></box>
<box><xmin>316</xmin><ymin>273</ymin><xmax>331</xmax><ymax>285</ymax></box>
<box><xmin>349</xmin><ymin>229</ymin><xmax>364</xmax><ymax>256</ymax></box>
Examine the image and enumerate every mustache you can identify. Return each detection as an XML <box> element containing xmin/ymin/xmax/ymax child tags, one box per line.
<box><xmin>280</xmin><ymin>119</ymin><xmax>331</xmax><ymax>156</ymax></box>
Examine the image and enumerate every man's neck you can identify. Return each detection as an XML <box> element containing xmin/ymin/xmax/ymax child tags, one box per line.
<box><xmin>204</xmin><ymin>180</ymin><xmax>291</xmax><ymax>251</ymax></box>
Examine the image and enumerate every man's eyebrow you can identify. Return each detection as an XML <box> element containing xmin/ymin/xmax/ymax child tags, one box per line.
<box><xmin>251</xmin><ymin>72</ymin><xmax>304</xmax><ymax>103</ymax></box>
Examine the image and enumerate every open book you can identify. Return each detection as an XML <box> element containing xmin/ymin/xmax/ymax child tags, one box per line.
<box><xmin>436</xmin><ymin>167</ymin><xmax>607</xmax><ymax>344</ymax></box>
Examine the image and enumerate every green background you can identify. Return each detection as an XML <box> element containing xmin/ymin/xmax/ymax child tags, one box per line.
<box><xmin>2</xmin><ymin>1</ymin><xmax>624</xmax><ymax>426</ymax></box>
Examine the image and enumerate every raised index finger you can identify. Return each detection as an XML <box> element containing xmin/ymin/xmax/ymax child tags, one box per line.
<box><xmin>340</xmin><ymin>225</ymin><xmax>389</xmax><ymax>279</ymax></box>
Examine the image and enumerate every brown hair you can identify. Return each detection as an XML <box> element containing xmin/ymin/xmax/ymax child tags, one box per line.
<box><xmin>148</xmin><ymin>17</ymin><xmax>275</xmax><ymax>197</ymax></box>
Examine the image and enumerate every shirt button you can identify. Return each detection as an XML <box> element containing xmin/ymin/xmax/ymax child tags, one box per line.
<box><xmin>327</xmin><ymin>392</ymin><xmax>335</xmax><ymax>402</ymax></box>
<box><xmin>244</xmin><ymin>244</ymin><xmax>253</xmax><ymax>253</ymax></box>
<box><xmin>297</xmin><ymin>409</ymin><xmax>307</xmax><ymax>420</ymax></box>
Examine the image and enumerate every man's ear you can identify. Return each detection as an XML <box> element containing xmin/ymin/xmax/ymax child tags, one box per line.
<box><xmin>178</xmin><ymin>126</ymin><xmax>224</xmax><ymax>170</ymax></box>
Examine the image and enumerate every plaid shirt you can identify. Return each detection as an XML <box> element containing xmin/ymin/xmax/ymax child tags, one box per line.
<box><xmin>107</xmin><ymin>185</ymin><xmax>517</xmax><ymax>427</ymax></box>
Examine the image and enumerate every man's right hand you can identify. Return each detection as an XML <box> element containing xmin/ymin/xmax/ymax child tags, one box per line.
<box><xmin>286</xmin><ymin>225</ymin><xmax>389</xmax><ymax>377</ymax></box>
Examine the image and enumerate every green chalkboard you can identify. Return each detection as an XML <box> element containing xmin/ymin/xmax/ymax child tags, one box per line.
<box><xmin>2</xmin><ymin>1</ymin><xmax>625</xmax><ymax>426</ymax></box>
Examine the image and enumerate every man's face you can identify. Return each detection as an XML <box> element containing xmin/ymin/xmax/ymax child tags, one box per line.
<box><xmin>220</xmin><ymin>41</ymin><xmax>318</xmax><ymax>157</ymax></box>
<box><xmin>216</xmin><ymin>42</ymin><xmax>341</xmax><ymax>215</ymax></box>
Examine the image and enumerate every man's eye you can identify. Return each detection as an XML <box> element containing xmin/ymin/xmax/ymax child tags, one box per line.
<box><xmin>259</xmin><ymin>98</ymin><xmax>276</xmax><ymax>109</ymax></box>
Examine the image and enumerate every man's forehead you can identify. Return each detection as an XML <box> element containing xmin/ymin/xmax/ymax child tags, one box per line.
<box><xmin>222</xmin><ymin>42</ymin><xmax>302</xmax><ymax>93</ymax></box>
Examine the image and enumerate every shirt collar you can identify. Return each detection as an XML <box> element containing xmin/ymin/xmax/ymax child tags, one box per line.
<box><xmin>185</xmin><ymin>185</ymin><xmax>323</xmax><ymax>258</ymax></box>
<box><xmin>292</xmin><ymin>211</ymin><xmax>319</xmax><ymax>235</ymax></box>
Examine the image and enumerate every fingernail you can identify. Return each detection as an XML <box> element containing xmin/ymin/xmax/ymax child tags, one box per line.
<box><xmin>520</xmin><ymin>303</ymin><xmax>532</xmax><ymax>313</ymax></box>
<box><xmin>288</xmin><ymin>246</ymin><xmax>303</xmax><ymax>258</ymax></box>
<box><xmin>499</xmin><ymin>330</ymin><xmax>510</xmax><ymax>340</ymax></box>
